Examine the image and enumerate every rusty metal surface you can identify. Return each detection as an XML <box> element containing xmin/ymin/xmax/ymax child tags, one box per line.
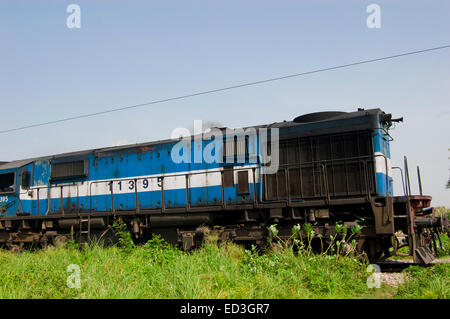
<box><xmin>372</xmin><ymin>196</ymin><xmax>394</xmax><ymax>235</ymax></box>
<box><xmin>415</xmin><ymin>247</ymin><xmax>435</xmax><ymax>265</ymax></box>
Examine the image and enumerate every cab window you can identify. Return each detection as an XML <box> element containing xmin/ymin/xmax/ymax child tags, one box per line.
<box><xmin>0</xmin><ymin>172</ymin><xmax>15</xmax><ymax>194</ymax></box>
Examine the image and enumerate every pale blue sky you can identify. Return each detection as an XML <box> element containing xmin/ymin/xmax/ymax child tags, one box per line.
<box><xmin>0</xmin><ymin>0</ymin><xmax>449</xmax><ymax>205</ymax></box>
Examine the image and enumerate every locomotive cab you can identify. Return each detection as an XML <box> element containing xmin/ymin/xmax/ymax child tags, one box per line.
<box><xmin>0</xmin><ymin>160</ymin><xmax>35</xmax><ymax>217</ymax></box>
<box><xmin>0</xmin><ymin>168</ymin><xmax>18</xmax><ymax>217</ymax></box>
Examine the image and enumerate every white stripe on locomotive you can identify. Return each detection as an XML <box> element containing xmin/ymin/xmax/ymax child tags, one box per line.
<box><xmin>19</xmin><ymin>165</ymin><xmax>259</xmax><ymax>201</ymax></box>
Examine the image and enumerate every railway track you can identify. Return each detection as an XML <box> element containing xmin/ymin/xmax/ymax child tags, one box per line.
<box><xmin>376</xmin><ymin>257</ymin><xmax>449</xmax><ymax>272</ymax></box>
<box><xmin>376</xmin><ymin>260</ymin><xmax>420</xmax><ymax>273</ymax></box>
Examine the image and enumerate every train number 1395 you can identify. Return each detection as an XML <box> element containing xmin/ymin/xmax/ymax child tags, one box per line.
<box><xmin>108</xmin><ymin>178</ymin><xmax>161</xmax><ymax>192</ymax></box>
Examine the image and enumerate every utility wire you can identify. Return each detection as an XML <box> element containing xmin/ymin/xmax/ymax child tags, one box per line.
<box><xmin>2</xmin><ymin>44</ymin><xmax>450</xmax><ymax>134</ymax></box>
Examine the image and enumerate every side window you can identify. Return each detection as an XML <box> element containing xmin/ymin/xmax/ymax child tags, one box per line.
<box><xmin>223</xmin><ymin>166</ymin><xmax>234</xmax><ymax>187</ymax></box>
<box><xmin>21</xmin><ymin>171</ymin><xmax>31</xmax><ymax>190</ymax></box>
<box><xmin>0</xmin><ymin>172</ymin><xmax>15</xmax><ymax>194</ymax></box>
<box><xmin>237</xmin><ymin>170</ymin><xmax>249</xmax><ymax>195</ymax></box>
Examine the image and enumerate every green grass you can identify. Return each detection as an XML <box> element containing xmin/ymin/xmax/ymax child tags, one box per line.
<box><xmin>395</xmin><ymin>264</ymin><xmax>450</xmax><ymax>299</ymax></box>
<box><xmin>437</xmin><ymin>234</ymin><xmax>450</xmax><ymax>257</ymax></box>
<box><xmin>0</xmin><ymin>238</ymin><xmax>448</xmax><ymax>299</ymax></box>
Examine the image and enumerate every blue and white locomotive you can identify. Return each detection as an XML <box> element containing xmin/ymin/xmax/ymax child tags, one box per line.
<box><xmin>0</xmin><ymin>108</ymin><xmax>445</xmax><ymax>262</ymax></box>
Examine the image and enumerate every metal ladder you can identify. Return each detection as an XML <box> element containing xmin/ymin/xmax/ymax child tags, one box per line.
<box><xmin>79</xmin><ymin>215</ymin><xmax>91</xmax><ymax>244</ymax></box>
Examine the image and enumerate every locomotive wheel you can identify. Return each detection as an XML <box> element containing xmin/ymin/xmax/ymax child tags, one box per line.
<box><xmin>53</xmin><ymin>235</ymin><xmax>71</xmax><ymax>248</ymax></box>
<box><xmin>358</xmin><ymin>238</ymin><xmax>383</xmax><ymax>263</ymax></box>
<box><xmin>40</xmin><ymin>237</ymin><xmax>49</xmax><ymax>249</ymax></box>
<box><xmin>7</xmin><ymin>243</ymin><xmax>23</xmax><ymax>253</ymax></box>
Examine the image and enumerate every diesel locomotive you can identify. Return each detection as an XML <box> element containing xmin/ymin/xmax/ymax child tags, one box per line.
<box><xmin>0</xmin><ymin>108</ymin><xmax>447</xmax><ymax>263</ymax></box>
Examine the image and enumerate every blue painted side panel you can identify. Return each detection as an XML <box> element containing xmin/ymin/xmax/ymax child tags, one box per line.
<box><xmin>376</xmin><ymin>173</ymin><xmax>387</xmax><ymax>196</ymax></box>
<box><xmin>372</xmin><ymin>121</ymin><xmax>393</xmax><ymax>196</ymax></box>
<box><xmin>4</xmin><ymin>133</ymin><xmax>259</xmax><ymax>216</ymax></box>
<box><xmin>20</xmin><ymin>183</ymin><xmax>256</xmax><ymax>214</ymax></box>
<box><xmin>1</xmin><ymin>109</ymin><xmax>398</xmax><ymax>217</ymax></box>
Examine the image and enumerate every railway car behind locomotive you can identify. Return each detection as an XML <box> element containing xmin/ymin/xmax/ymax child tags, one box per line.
<box><xmin>0</xmin><ymin>108</ymin><xmax>447</xmax><ymax>263</ymax></box>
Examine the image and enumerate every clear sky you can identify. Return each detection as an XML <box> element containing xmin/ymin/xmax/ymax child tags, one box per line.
<box><xmin>0</xmin><ymin>0</ymin><xmax>449</xmax><ymax>206</ymax></box>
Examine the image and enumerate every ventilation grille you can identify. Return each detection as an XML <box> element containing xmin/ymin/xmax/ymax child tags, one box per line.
<box><xmin>52</xmin><ymin>160</ymin><xmax>86</xmax><ymax>179</ymax></box>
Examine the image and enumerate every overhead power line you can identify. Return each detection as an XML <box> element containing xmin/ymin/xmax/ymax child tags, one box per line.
<box><xmin>1</xmin><ymin>44</ymin><xmax>450</xmax><ymax>134</ymax></box>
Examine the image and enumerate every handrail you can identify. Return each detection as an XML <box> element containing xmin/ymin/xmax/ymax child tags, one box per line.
<box><xmin>18</xmin><ymin>183</ymin><xmax>80</xmax><ymax>216</ymax></box>
<box><xmin>0</xmin><ymin>199</ymin><xmax>15</xmax><ymax>210</ymax></box>
<box><xmin>11</xmin><ymin>165</ymin><xmax>258</xmax><ymax>216</ymax></box>
<box><xmin>88</xmin><ymin>166</ymin><xmax>257</xmax><ymax>212</ymax></box>
<box><xmin>392</xmin><ymin>167</ymin><xmax>406</xmax><ymax>197</ymax></box>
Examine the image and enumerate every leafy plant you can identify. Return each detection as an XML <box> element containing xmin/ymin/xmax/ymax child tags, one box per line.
<box><xmin>112</xmin><ymin>218</ymin><xmax>135</xmax><ymax>251</ymax></box>
<box><xmin>63</xmin><ymin>239</ymin><xmax>79</xmax><ymax>250</ymax></box>
<box><xmin>143</xmin><ymin>234</ymin><xmax>178</xmax><ymax>265</ymax></box>
<box><xmin>143</xmin><ymin>233</ymin><xmax>170</xmax><ymax>250</ymax></box>
<box><xmin>268</xmin><ymin>224</ymin><xmax>279</xmax><ymax>238</ymax></box>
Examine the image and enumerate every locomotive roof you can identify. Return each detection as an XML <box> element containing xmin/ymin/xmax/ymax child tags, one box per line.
<box><xmin>0</xmin><ymin>108</ymin><xmax>385</xmax><ymax>170</ymax></box>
